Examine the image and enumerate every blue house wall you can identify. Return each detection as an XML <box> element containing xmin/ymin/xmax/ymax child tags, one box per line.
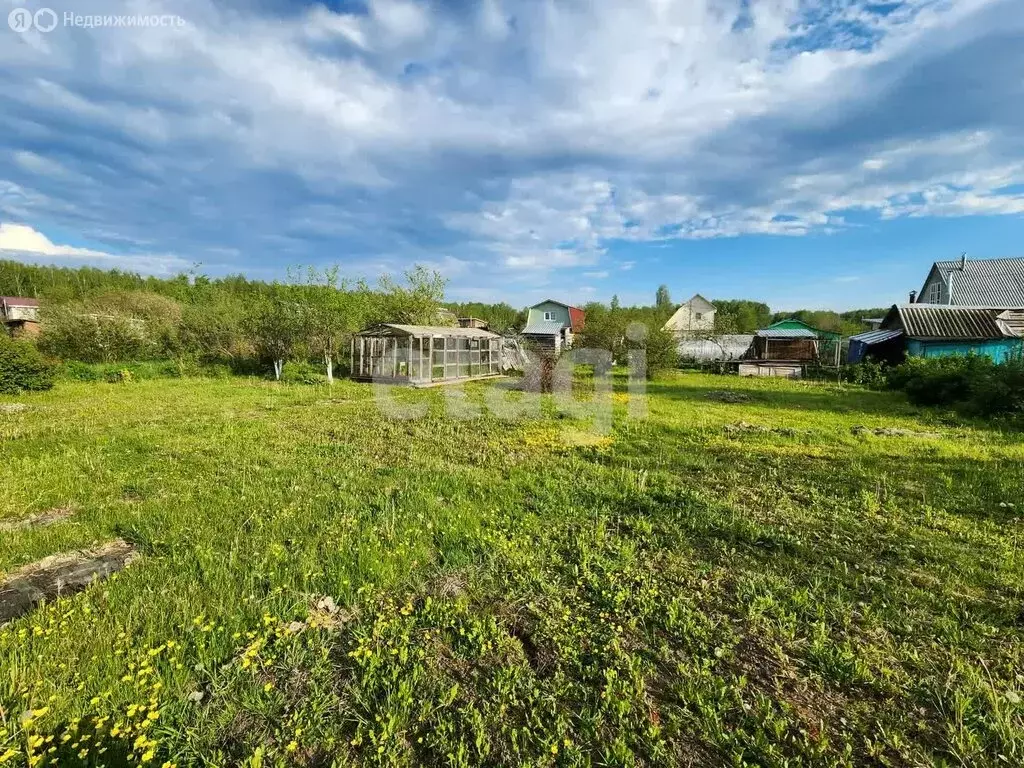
<box><xmin>907</xmin><ymin>339</ymin><xmax>1023</xmax><ymax>363</ymax></box>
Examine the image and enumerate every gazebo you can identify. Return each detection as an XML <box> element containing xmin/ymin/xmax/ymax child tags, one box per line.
<box><xmin>351</xmin><ymin>324</ymin><xmax>504</xmax><ymax>386</ymax></box>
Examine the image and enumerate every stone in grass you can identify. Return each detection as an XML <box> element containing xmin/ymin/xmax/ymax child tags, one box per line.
<box><xmin>706</xmin><ymin>390</ymin><xmax>751</xmax><ymax>404</ymax></box>
<box><xmin>0</xmin><ymin>403</ymin><xmax>31</xmax><ymax>415</ymax></box>
<box><xmin>0</xmin><ymin>506</ymin><xmax>75</xmax><ymax>533</ymax></box>
<box><xmin>0</xmin><ymin>539</ymin><xmax>137</xmax><ymax>624</ymax></box>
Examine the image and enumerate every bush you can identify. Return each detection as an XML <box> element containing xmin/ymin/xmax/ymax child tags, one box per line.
<box><xmin>0</xmin><ymin>337</ymin><xmax>56</xmax><ymax>394</ymax></box>
<box><xmin>842</xmin><ymin>361</ymin><xmax>889</xmax><ymax>389</ymax></box>
<box><xmin>889</xmin><ymin>355</ymin><xmax>996</xmax><ymax>407</ymax></box>
<box><xmin>280</xmin><ymin>360</ymin><xmax>326</xmax><ymax>385</ymax></box>
<box><xmin>883</xmin><ymin>354</ymin><xmax>1024</xmax><ymax>419</ymax></box>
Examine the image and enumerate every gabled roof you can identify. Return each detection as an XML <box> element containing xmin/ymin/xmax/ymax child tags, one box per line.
<box><xmin>531</xmin><ymin>298</ymin><xmax>581</xmax><ymax>311</ymax></box>
<box><xmin>683</xmin><ymin>294</ymin><xmax>716</xmax><ymax>312</ymax></box>
<box><xmin>883</xmin><ymin>304</ymin><xmax>1024</xmax><ymax>340</ymax></box>
<box><xmin>920</xmin><ymin>257</ymin><xmax>1024</xmax><ymax>306</ymax></box>
<box><xmin>527</xmin><ymin>299</ymin><xmax>584</xmax><ymax>332</ymax></box>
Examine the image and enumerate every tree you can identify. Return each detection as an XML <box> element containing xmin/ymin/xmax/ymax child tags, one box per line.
<box><xmin>655</xmin><ymin>285</ymin><xmax>673</xmax><ymax>311</ymax></box>
<box><xmin>610</xmin><ymin>294</ymin><xmax>621</xmax><ymax>311</ymax></box>
<box><xmin>376</xmin><ymin>265</ymin><xmax>448</xmax><ymax>325</ymax></box>
<box><xmin>247</xmin><ymin>287</ymin><xmax>304</xmax><ymax>380</ymax></box>
<box><xmin>296</xmin><ymin>267</ymin><xmax>368</xmax><ymax>385</ymax></box>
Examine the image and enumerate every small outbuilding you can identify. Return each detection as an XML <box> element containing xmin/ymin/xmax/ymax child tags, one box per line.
<box><xmin>1</xmin><ymin>297</ymin><xmax>40</xmax><ymax>338</ymax></box>
<box><xmin>351</xmin><ymin>323</ymin><xmax>504</xmax><ymax>386</ymax></box>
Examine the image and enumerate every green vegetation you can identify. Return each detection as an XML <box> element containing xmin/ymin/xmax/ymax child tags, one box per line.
<box><xmin>880</xmin><ymin>355</ymin><xmax>1024</xmax><ymax>419</ymax></box>
<box><xmin>0</xmin><ymin>336</ymin><xmax>55</xmax><ymax>395</ymax></box>
<box><xmin>2</xmin><ymin>372</ymin><xmax>1023</xmax><ymax>766</ymax></box>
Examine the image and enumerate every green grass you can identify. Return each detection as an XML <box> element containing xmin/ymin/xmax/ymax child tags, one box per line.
<box><xmin>1</xmin><ymin>371</ymin><xmax>1023</xmax><ymax>767</ymax></box>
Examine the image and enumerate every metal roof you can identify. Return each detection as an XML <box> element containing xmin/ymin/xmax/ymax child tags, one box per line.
<box><xmin>931</xmin><ymin>257</ymin><xmax>1024</xmax><ymax>306</ymax></box>
<box><xmin>849</xmin><ymin>329</ymin><xmax>903</xmax><ymax>345</ymax></box>
<box><xmin>357</xmin><ymin>323</ymin><xmax>499</xmax><ymax>338</ymax></box>
<box><xmin>755</xmin><ymin>328</ymin><xmax>818</xmax><ymax>339</ymax></box>
<box><xmin>886</xmin><ymin>305</ymin><xmax>1024</xmax><ymax>340</ymax></box>
<box><xmin>522</xmin><ymin>320</ymin><xmax>567</xmax><ymax>335</ymax></box>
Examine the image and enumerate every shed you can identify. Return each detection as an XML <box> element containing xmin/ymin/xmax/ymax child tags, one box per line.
<box><xmin>351</xmin><ymin>324</ymin><xmax>503</xmax><ymax>386</ymax></box>
<box><xmin>752</xmin><ymin>327</ymin><xmax>819</xmax><ymax>362</ymax></box>
<box><xmin>847</xmin><ymin>329</ymin><xmax>905</xmax><ymax>365</ymax></box>
<box><xmin>1</xmin><ymin>297</ymin><xmax>41</xmax><ymax>338</ymax></box>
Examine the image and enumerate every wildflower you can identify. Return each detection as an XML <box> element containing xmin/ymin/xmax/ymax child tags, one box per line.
<box><xmin>286</xmin><ymin>741</ymin><xmax>299</xmax><ymax>753</ymax></box>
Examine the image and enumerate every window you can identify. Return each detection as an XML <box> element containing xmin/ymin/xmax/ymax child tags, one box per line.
<box><xmin>926</xmin><ymin>282</ymin><xmax>941</xmax><ymax>303</ymax></box>
<box><xmin>695</xmin><ymin>312</ymin><xmax>703</xmax><ymax>320</ymax></box>
<box><xmin>543</xmin><ymin>311</ymin><xmax>554</xmax><ymax>321</ymax></box>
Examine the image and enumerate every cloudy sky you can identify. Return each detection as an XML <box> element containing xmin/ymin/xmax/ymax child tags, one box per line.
<box><xmin>2</xmin><ymin>0</ymin><xmax>1023</xmax><ymax>310</ymax></box>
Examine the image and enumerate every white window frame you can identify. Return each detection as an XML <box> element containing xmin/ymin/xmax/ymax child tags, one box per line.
<box><xmin>926</xmin><ymin>282</ymin><xmax>941</xmax><ymax>303</ymax></box>
<box><xmin>543</xmin><ymin>311</ymin><xmax>554</xmax><ymax>321</ymax></box>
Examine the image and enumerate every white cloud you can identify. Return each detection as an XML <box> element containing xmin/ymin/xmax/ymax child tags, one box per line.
<box><xmin>0</xmin><ymin>222</ymin><xmax>189</xmax><ymax>274</ymax></box>
<box><xmin>0</xmin><ymin>0</ymin><xmax>1021</xmax><ymax>301</ymax></box>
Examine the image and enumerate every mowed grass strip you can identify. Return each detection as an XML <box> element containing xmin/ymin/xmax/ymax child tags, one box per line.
<box><xmin>1</xmin><ymin>372</ymin><xmax>1023</xmax><ymax>767</ymax></box>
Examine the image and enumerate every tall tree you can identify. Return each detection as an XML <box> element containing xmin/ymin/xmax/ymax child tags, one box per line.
<box><xmin>655</xmin><ymin>285</ymin><xmax>673</xmax><ymax>311</ymax></box>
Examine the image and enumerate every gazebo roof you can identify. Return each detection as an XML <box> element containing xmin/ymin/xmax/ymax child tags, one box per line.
<box><xmin>356</xmin><ymin>323</ymin><xmax>500</xmax><ymax>338</ymax></box>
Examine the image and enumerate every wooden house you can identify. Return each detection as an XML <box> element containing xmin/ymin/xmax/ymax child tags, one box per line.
<box><xmin>520</xmin><ymin>299</ymin><xmax>585</xmax><ymax>355</ymax></box>
<box><xmin>351</xmin><ymin>324</ymin><xmax>503</xmax><ymax>387</ymax></box>
<box><xmin>873</xmin><ymin>304</ymin><xmax>1024</xmax><ymax>363</ymax></box>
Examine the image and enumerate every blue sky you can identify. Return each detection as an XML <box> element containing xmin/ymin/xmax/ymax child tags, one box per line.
<box><xmin>1</xmin><ymin>0</ymin><xmax>1023</xmax><ymax>311</ymax></box>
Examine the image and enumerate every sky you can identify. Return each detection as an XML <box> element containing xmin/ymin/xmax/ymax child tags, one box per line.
<box><xmin>1</xmin><ymin>0</ymin><xmax>1023</xmax><ymax>312</ymax></box>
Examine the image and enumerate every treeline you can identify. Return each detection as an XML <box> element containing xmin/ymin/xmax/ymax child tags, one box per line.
<box><xmin>1</xmin><ymin>260</ymin><xmax>461</xmax><ymax>382</ymax></box>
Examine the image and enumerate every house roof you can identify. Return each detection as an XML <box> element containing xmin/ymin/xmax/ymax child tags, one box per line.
<box><xmin>531</xmin><ymin>298</ymin><xmax>581</xmax><ymax>311</ymax></box>
<box><xmin>683</xmin><ymin>294</ymin><xmax>716</xmax><ymax>312</ymax></box>
<box><xmin>921</xmin><ymin>257</ymin><xmax>1024</xmax><ymax>306</ymax></box>
<box><xmin>755</xmin><ymin>328</ymin><xmax>818</xmax><ymax>339</ymax></box>
<box><xmin>1</xmin><ymin>296</ymin><xmax>39</xmax><ymax>307</ymax></box>
<box><xmin>522</xmin><ymin>320</ymin><xmax>568</xmax><ymax>336</ymax></box>
<box><xmin>883</xmin><ymin>304</ymin><xmax>1024</xmax><ymax>340</ymax></box>
<box><xmin>356</xmin><ymin>323</ymin><xmax>499</xmax><ymax>338</ymax></box>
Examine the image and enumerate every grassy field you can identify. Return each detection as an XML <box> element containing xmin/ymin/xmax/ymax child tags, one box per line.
<box><xmin>1</xmin><ymin>371</ymin><xmax>1023</xmax><ymax>767</ymax></box>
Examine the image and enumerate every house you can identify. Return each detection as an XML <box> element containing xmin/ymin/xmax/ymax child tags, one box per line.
<box><xmin>915</xmin><ymin>255</ymin><xmax>1024</xmax><ymax>306</ymax></box>
<box><xmin>873</xmin><ymin>304</ymin><xmax>1024</xmax><ymax>363</ymax></box>
<box><xmin>351</xmin><ymin>323</ymin><xmax>504</xmax><ymax>386</ymax></box>
<box><xmin>662</xmin><ymin>294</ymin><xmax>715</xmax><ymax>336</ymax></box>
<box><xmin>1</xmin><ymin>296</ymin><xmax>40</xmax><ymax>338</ymax></box>
<box><xmin>520</xmin><ymin>299</ymin><xmax>585</xmax><ymax>354</ymax></box>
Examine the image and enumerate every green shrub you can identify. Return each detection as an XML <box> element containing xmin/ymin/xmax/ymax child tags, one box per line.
<box><xmin>889</xmin><ymin>355</ymin><xmax>995</xmax><ymax>407</ymax></box>
<box><xmin>842</xmin><ymin>361</ymin><xmax>889</xmax><ymax>389</ymax></box>
<box><xmin>0</xmin><ymin>337</ymin><xmax>56</xmax><ymax>394</ymax></box>
<box><xmin>883</xmin><ymin>354</ymin><xmax>1024</xmax><ymax>419</ymax></box>
<box><xmin>280</xmin><ymin>360</ymin><xmax>326</xmax><ymax>385</ymax></box>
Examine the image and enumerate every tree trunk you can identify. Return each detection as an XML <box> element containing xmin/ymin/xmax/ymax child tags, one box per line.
<box><xmin>325</xmin><ymin>353</ymin><xmax>334</xmax><ymax>385</ymax></box>
<box><xmin>273</xmin><ymin>359</ymin><xmax>283</xmax><ymax>380</ymax></box>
